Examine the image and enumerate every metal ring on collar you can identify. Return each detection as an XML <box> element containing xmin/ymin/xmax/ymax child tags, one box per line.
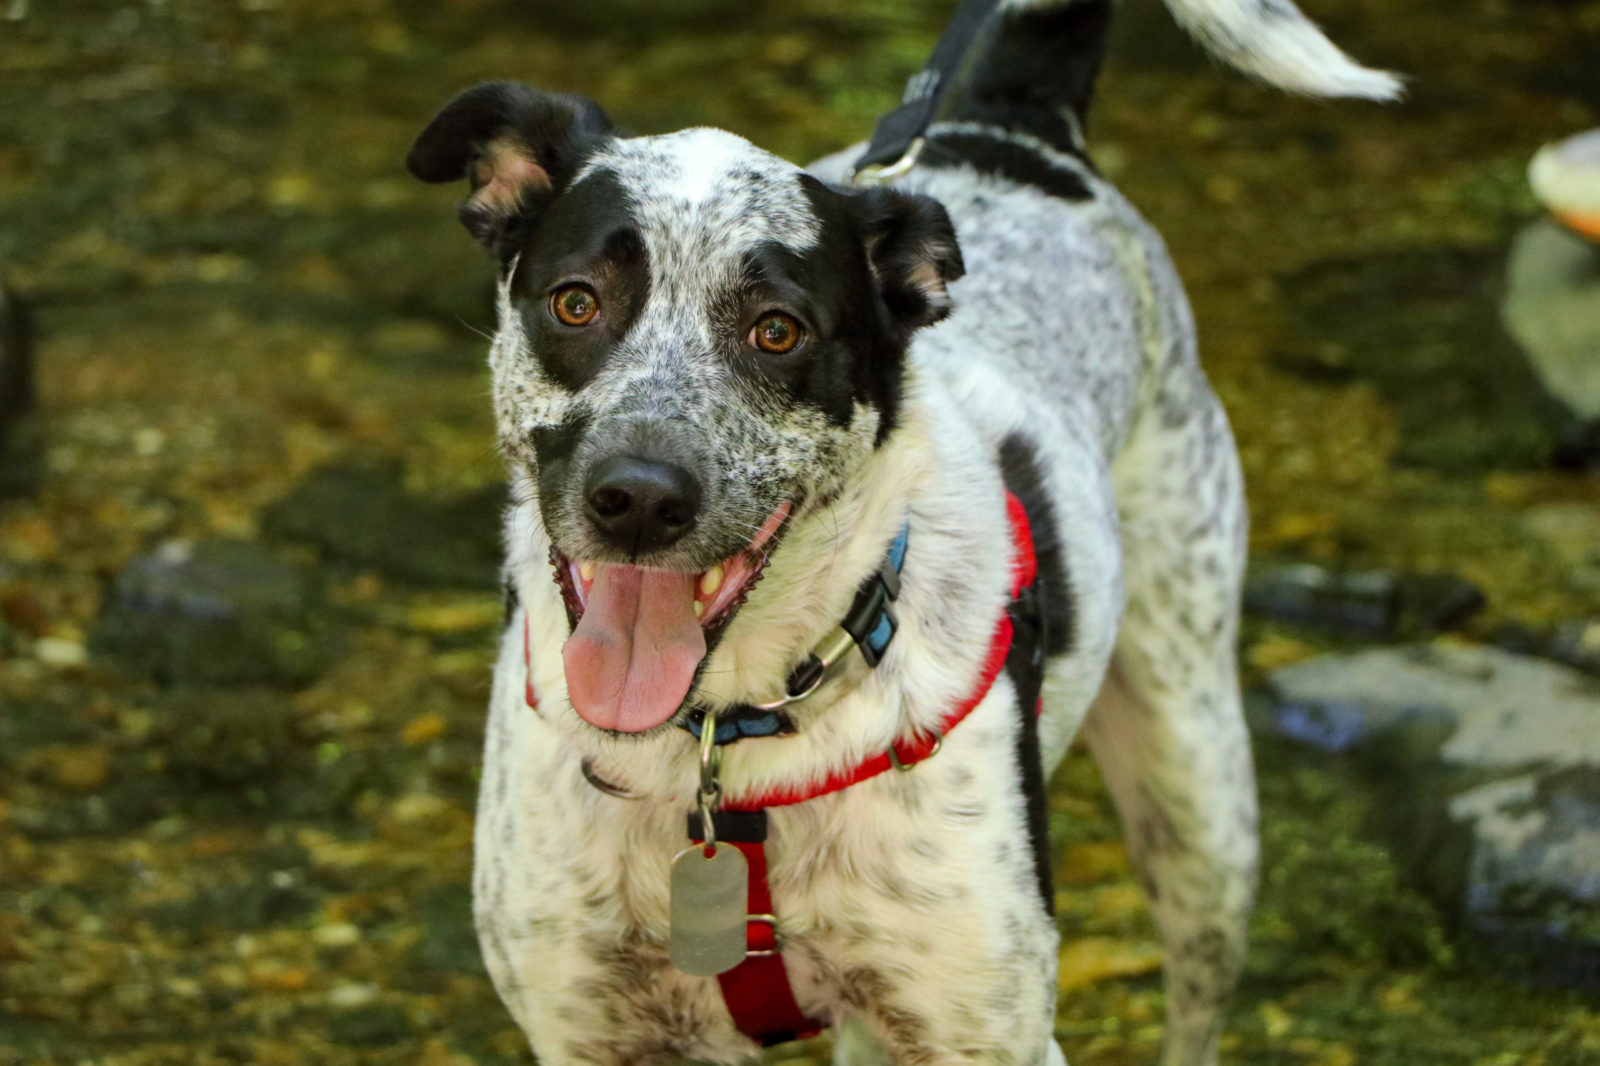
<box><xmin>887</xmin><ymin>733</ymin><xmax>942</xmax><ymax>772</ymax></box>
<box><xmin>852</xmin><ymin>137</ymin><xmax>925</xmax><ymax>186</ymax></box>
<box><xmin>698</xmin><ymin>714</ymin><xmax>722</xmax><ymax>800</ymax></box>
<box><xmin>747</xmin><ymin>624</ymin><xmax>857</xmax><ymax>713</ymax></box>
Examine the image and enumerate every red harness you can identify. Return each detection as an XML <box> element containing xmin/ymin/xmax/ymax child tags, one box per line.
<box><xmin>524</xmin><ymin>492</ymin><xmax>1039</xmax><ymax>1047</ymax></box>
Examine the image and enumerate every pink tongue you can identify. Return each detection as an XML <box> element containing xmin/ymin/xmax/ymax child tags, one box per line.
<box><xmin>562</xmin><ymin>565</ymin><xmax>707</xmax><ymax>732</ymax></box>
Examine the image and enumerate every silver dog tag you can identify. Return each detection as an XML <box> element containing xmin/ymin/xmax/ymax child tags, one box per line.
<box><xmin>668</xmin><ymin>842</ymin><xmax>748</xmax><ymax>976</ymax></box>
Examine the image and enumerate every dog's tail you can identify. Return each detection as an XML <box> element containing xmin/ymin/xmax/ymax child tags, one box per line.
<box><xmin>952</xmin><ymin>0</ymin><xmax>1399</xmax><ymax>133</ymax></box>
<box><xmin>1160</xmin><ymin>0</ymin><xmax>1401</xmax><ymax>100</ymax></box>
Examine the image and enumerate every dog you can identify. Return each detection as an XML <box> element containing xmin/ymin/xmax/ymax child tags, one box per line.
<box><xmin>404</xmin><ymin>1</ymin><xmax>1396</xmax><ymax>1062</ymax></box>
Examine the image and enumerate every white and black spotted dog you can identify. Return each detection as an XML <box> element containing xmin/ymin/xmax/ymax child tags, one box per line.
<box><xmin>405</xmin><ymin>1</ymin><xmax>1396</xmax><ymax>1063</ymax></box>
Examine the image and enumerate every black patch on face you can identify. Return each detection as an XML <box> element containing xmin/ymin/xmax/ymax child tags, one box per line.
<box><xmin>922</xmin><ymin>131</ymin><xmax>1094</xmax><ymax>203</ymax></box>
<box><xmin>745</xmin><ymin>176</ymin><xmax>965</xmax><ymax>445</ymax></box>
<box><xmin>722</xmin><ymin>223</ymin><xmax>905</xmax><ymax>440</ymax></box>
<box><xmin>510</xmin><ymin>170</ymin><xmax>651</xmax><ymax>392</ymax></box>
<box><xmin>531</xmin><ymin>409</ymin><xmax>592</xmax><ymax>517</ymax></box>
<box><xmin>942</xmin><ymin>0</ymin><xmax>1114</xmax><ymax>142</ymax></box>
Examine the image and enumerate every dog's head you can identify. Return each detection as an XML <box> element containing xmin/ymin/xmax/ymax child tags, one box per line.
<box><xmin>408</xmin><ymin>82</ymin><xmax>962</xmax><ymax>735</ymax></box>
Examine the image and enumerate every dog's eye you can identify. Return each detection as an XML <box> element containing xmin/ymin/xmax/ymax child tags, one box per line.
<box><xmin>551</xmin><ymin>284</ymin><xmax>599</xmax><ymax>327</ymax></box>
<box><xmin>748</xmin><ymin>312</ymin><xmax>804</xmax><ymax>354</ymax></box>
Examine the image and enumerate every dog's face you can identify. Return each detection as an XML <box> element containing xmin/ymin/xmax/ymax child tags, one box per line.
<box><xmin>408</xmin><ymin>82</ymin><xmax>962</xmax><ymax>734</ymax></box>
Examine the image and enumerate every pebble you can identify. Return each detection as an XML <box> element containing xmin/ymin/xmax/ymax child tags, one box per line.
<box><xmin>31</xmin><ymin>744</ymin><xmax>112</xmax><ymax>792</ymax></box>
<box><xmin>32</xmin><ymin>636</ymin><xmax>87</xmax><ymax>667</ymax></box>
<box><xmin>312</xmin><ymin>921</ymin><xmax>361</xmax><ymax>949</ymax></box>
<box><xmin>326</xmin><ymin>982</ymin><xmax>379</xmax><ymax>1009</ymax></box>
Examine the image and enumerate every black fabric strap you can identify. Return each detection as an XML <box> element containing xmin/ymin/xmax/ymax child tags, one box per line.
<box><xmin>687</xmin><ymin>808</ymin><xmax>769</xmax><ymax>844</ymax></box>
<box><xmin>852</xmin><ymin>0</ymin><xmax>1001</xmax><ymax>174</ymax></box>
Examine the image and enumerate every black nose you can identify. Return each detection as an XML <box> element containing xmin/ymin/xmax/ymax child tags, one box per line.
<box><xmin>582</xmin><ymin>454</ymin><xmax>702</xmax><ymax>554</ymax></box>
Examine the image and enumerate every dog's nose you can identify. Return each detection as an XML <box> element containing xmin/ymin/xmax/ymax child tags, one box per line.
<box><xmin>583</xmin><ymin>454</ymin><xmax>702</xmax><ymax>553</ymax></box>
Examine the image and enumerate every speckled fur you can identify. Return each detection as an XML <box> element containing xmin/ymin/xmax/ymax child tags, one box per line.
<box><xmin>416</xmin><ymin>0</ymin><xmax>1398</xmax><ymax>1061</ymax></box>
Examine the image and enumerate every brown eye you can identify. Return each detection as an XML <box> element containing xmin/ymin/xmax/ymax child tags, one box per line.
<box><xmin>748</xmin><ymin>312</ymin><xmax>803</xmax><ymax>354</ymax></box>
<box><xmin>551</xmin><ymin>284</ymin><xmax>599</xmax><ymax>326</ymax></box>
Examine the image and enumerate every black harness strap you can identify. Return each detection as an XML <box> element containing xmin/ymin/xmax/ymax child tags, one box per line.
<box><xmin>852</xmin><ymin>0</ymin><xmax>1002</xmax><ymax>176</ymax></box>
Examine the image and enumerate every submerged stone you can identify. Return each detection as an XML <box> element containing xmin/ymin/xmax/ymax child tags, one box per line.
<box><xmin>262</xmin><ymin>457</ymin><xmax>502</xmax><ymax>588</ymax></box>
<box><xmin>1260</xmin><ymin>644</ymin><xmax>1600</xmax><ymax>988</ymax></box>
<box><xmin>1283</xmin><ymin>245</ymin><xmax>1589</xmax><ymax>471</ymax></box>
<box><xmin>1501</xmin><ymin>221</ymin><xmax>1600</xmax><ymax>430</ymax></box>
<box><xmin>1244</xmin><ymin>561</ymin><xmax>1484</xmax><ymax>639</ymax></box>
<box><xmin>94</xmin><ymin>538</ymin><xmax>332</xmax><ymax>687</ymax></box>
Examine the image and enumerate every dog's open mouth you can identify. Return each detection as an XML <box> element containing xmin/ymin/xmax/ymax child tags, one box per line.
<box><xmin>552</xmin><ymin>502</ymin><xmax>792</xmax><ymax>733</ymax></box>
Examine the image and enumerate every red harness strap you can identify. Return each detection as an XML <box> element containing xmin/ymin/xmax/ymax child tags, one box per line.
<box><xmin>696</xmin><ymin>834</ymin><xmax>823</xmax><ymax>1046</ymax></box>
<box><xmin>690</xmin><ymin>492</ymin><xmax>1038</xmax><ymax>1046</ymax></box>
<box><xmin>722</xmin><ymin>491</ymin><xmax>1036</xmax><ymax>813</ymax></box>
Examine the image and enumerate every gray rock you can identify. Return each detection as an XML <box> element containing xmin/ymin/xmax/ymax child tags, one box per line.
<box><xmin>262</xmin><ymin>457</ymin><xmax>502</xmax><ymax>588</ymax></box>
<box><xmin>94</xmin><ymin>538</ymin><xmax>333</xmax><ymax>687</ymax></box>
<box><xmin>1502</xmin><ymin>220</ymin><xmax>1600</xmax><ymax>421</ymax></box>
<box><xmin>1244</xmin><ymin>561</ymin><xmax>1484</xmax><ymax>638</ymax></box>
<box><xmin>1260</xmin><ymin>644</ymin><xmax>1600</xmax><ymax>987</ymax></box>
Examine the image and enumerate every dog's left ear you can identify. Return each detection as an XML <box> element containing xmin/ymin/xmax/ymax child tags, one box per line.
<box><xmin>850</xmin><ymin>186</ymin><xmax>966</xmax><ymax>330</ymax></box>
<box><xmin>406</xmin><ymin>81</ymin><xmax>613</xmax><ymax>258</ymax></box>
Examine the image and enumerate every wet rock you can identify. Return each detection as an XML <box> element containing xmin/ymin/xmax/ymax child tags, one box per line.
<box><xmin>262</xmin><ymin>457</ymin><xmax>502</xmax><ymax>588</ymax></box>
<box><xmin>144</xmin><ymin>860</ymin><xmax>317</xmax><ymax>934</ymax></box>
<box><xmin>154</xmin><ymin>687</ymin><xmax>307</xmax><ymax>789</ymax></box>
<box><xmin>1501</xmin><ymin>221</ymin><xmax>1600</xmax><ymax>427</ymax></box>
<box><xmin>1244</xmin><ymin>561</ymin><xmax>1485</xmax><ymax>638</ymax></box>
<box><xmin>325</xmin><ymin>999</ymin><xmax>412</xmax><ymax>1047</ymax></box>
<box><xmin>94</xmin><ymin>538</ymin><xmax>333</xmax><ymax>687</ymax></box>
<box><xmin>1450</xmin><ymin>767</ymin><xmax>1600</xmax><ymax>988</ymax></box>
<box><xmin>1258</xmin><ymin>644</ymin><xmax>1600</xmax><ymax>987</ymax></box>
<box><xmin>1282</xmin><ymin>245</ymin><xmax>1589</xmax><ymax>471</ymax></box>
<box><xmin>0</xmin><ymin>278</ymin><xmax>41</xmax><ymax>496</ymax></box>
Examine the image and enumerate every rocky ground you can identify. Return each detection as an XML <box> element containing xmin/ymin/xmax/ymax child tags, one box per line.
<box><xmin>2</xmin><ymin>1</ymin><xmax>1598</xmax><ymax>1063</ymax></box>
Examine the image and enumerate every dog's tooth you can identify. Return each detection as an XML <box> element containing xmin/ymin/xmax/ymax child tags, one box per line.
<box><xmin>693</xmin><ymin>601</ymin><xmax>704</xmax><ymax>619</ymax></box>
<box><xmin>579</xmin><ymin>560</ymin><xmax>595</xmax><ymax>582</ymax></box>
<box><xmin>700</xmin><ymin>565</ymin><xmax>724</xmax><ymax>597</ymax></box>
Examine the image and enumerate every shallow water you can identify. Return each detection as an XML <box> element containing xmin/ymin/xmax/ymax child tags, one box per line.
<box><xmin>1</xmin><ymin>1</ymin><xmax>1598</xmax><ymax>1064</ymax></box>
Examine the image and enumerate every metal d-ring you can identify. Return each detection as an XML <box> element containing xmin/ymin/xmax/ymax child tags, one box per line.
<box><xmin>745</xmin><ymin>914</ymin><xmax>781</xmax><ymax>958</ymax></box>
<box><xmin>747</xmin><ymin>624</ymin><xmax>858</xmax><ymax>713</ymax></box>
<box><xmin>853</xmin><ymin>138</ymin><xmax>926</xmax><ymax>186</ymax></box>
<box><xmin>887</xmin><ymin>733</ymin><xmax>942</xmax><ymax>772</ymax></box>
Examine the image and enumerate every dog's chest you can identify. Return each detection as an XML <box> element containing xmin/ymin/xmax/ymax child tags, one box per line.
<box><xmin>477</xmin><ymin>688</ymin><xmax>1047</xmax><ymax>1043</ymax></box>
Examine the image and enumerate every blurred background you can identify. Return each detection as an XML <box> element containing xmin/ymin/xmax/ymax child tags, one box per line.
<box><xmin>1</xmin><ymin>1</ymin><xmax>1597</xmax><ymax>1063</ymax></box>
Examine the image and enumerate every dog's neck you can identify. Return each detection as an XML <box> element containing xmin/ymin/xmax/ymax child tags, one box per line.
<box><xmin>686</xmin><ymin>403</ymin><xmax>934</xmax><ymax>719</ymax></box>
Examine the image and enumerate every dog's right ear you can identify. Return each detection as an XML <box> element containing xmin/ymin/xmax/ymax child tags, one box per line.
<box><xmin>406</xmin><ymin>82</ymin><xmax>613</xmax><ymax>259</ymax></box>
